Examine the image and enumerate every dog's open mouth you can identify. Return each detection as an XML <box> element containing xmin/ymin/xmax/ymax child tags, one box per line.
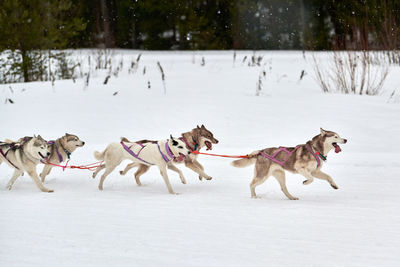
<box><xmin>205</xmin><ymin>141</ymin><xmax>212</xmax><ymax>150</ymax></box>
<box><xmin>332</xmin><ymin>143</ymin><xmax>342</xmax><ymax>153</ymax></box>
<box><xmin>38</xmin><ymin>152</ymin><xmax>48</xmax><ymax>160</ymax></box>
<box><xmin>174</xmin><ymin>153</ymin><xmax>186</xmax><ymax>162</ymax></box>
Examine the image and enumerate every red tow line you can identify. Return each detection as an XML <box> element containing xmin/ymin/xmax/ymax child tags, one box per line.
<box><xmin>43</xmin><ymin>160</ymin><xmax>104</xmax><ymax>172</ymax></box>
<box><xmin>190</xmin><ymin>150</ymin><xmax>248</xmax><ymax>159</ymax></box>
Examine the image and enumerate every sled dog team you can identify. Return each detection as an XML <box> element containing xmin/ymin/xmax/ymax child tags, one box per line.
<box><xmin>0</xmin><ymin>126</ymin><xmax>347</xmax><ymax>200</ymax></box>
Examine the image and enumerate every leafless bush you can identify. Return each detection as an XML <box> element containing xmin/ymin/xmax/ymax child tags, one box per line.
<box><xmin>312</xmin><ymin>51</ymin><xmax>389</xmax><ymax>95</ymax></box>
<box><xmin>157</xmin><ymin>61</ymin><xmax>166</xmax><ymax>94</ymax></box>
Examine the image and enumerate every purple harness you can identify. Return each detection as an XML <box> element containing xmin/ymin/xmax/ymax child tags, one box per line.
<box><xmin>260</xmin><ymin>144</ymin><xmax>322</xmax><ymax>167</ymax></box>
<box><xmin>260</xmin><ymin>146</ymin><xmax>300</xmax><ymax>167</ymax></box>
<box><xmin>121</xmin><ymin>141</ymin><xmax>176</xmax><ymax>165</ymax></box>
<box><xmin>157</xmin><ymin>142</ymin><xmax>175</xmax><ymax>163</ymax></box>
<box><xmin>305</xmin><ymin>144</ymin><xmax>321</xmax><ymax>167</ymax></box>
<box><xmin>0</xmin><ymin>144</ymin><xmax>20</xmax><ymax>170</ymax></box>
<box><xmin>121</xmin><ymin>141</ymin><xmax>154</xmax><ymax>165</ymax></box>
<box><xmin>47</xmin><ymin>141</ymin><xmax>64</xmax><ymax>163</ymax></box>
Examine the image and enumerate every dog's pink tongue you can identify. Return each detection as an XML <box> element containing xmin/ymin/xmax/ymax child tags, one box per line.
<box><xmin>334</xmin><ymin>144</ymin><xmax>342</xmax><ymax>153</ymax></box>
<box><xmin>176</xmin><ymin>154</ymin><xmax>185</xmax><ymax>162</ymax></box>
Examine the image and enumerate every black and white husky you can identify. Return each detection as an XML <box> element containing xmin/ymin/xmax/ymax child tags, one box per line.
<box><xmin>92</xmin><ymin>136</ymin><xmax>191</xmax><ymax>194</ymax></box>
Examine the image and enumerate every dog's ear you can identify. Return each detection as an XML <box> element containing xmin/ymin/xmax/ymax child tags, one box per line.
<box><xmin>65</xmin><ymin>133</ymin><xmax>71</xmax><ymax>136</ymax></box>
<box><xmin>320</xmin><ymin>128</ymin><xmax>327</xmax><ymax>136</ymax></box>
<box><xmin>172</xmin><ymin>140</ymin><xmax>179</xmax><ymax>146</ymax></box>
<box><xmin>197</xmin><ymin>125</ymin><xmax>200</xmax><ymax>129</ymax></box>
<box><xmin>170</xmin><ymin>134</ymin><xmax>174</xmax><ymax>140</ymax></box>
<box><xmin>201</xmin><ymin>124</ymin><xmax>205</xmax><ymax>129</ymax></box>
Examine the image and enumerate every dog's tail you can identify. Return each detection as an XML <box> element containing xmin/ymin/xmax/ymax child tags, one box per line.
<box><xmin>121</xmin><ymin>137</ymin><xmax>131</xmax><ymax>143</ymax></box>
<box><xmin>231</xmin><ymin>151</ymin><xmax>259</xmax><ymax>168</ymax></box>
<box><xmin>94</xmin><ymin>149</ymin><xmax>106</xmax><ymax>161</ymax></box>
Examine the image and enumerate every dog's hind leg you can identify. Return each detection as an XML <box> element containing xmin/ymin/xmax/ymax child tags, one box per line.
<box><xmin>311</xmin><ymin>169</ymin><xmax>338</xmax><ymax>189</ymax></box>
<box><xmin>119</xmin><ymin>162</ymin><xmax>137</xmax><ymax>176</ymax></box>
<box><xmin>159</xmin><ymin>165</ymin><xmax>176</xmax><ymax>194</ymax></box>
<box><xmin>98</xmin><ymin>163</ymin><xmax>118</xmax><ymax>191</ymax></box>
<box><xmin>6</xmin><ymin>170</ymin><xmax>23</xmax><ymax>190</ymax></box>
<box><xmin>167</xmin><ymin>164</ymin><xmax>187</xmax><ymax>184</ymax></box>
<box><xmin>250</xmin><ymin>160</ymin><xmax>269</xmax><ymax>198</ymax></box>
<box><xmin>27</xmin><ymin>170</ymin><xmax>54</xmax><ymax>193</ymax></box>
<box><xmin>134</xmin><ymin>164</ymin><xmax>150</xmax><ymax>186</ymax></box>
<box><xmin>40</xmin><ymin>164</ymin><xmax>53</xmax><ymax>182</ymax></box>
<box><xmin>92</xmin><ymin>164</ymin><xmax>105</xmax><ymax>179</ymax></box>
<box><xmin>272</xmin><ymin>170</ymin><xmax>298</xmax><ymax>200</ymax></box>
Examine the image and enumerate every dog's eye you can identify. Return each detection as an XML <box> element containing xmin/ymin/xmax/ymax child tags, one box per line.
<box><xmin>178</xmin><ymin>146</ymin><xmax>183</xmax><ymax>149</ymax></box>
<box><xmin>41</xmin><ymin>147</ymin><xmax>44</xmax><ymax>149</ymax></box>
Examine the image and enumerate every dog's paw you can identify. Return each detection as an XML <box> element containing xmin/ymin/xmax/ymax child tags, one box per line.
<box><xmin>303</xmin><ymin>179</ymin><xmax>312</xmax><ymax>185</ymax></box>
<box><xmin>92</xmin><ymin>173</ymin><xmax>97</xmax><ymax>179</ymax></box>
<box><xmin>331</xmin><ymin>184</ymin><xmax>339</xmax><ymax>190</ymax></box>
<box><xmin>205</xmin><ymin>176</ymin><xmax>212</xmax><ymax>180</ymax></box>
<box><xmin>251</xmin><ymin>195</ymin><xmax>261</xmax><ymax>199</ymax></box>
<box><xmin>181</xmin><ymin>179</ymin><xmax>187</xmax><ymax>184</ymax></box>
<box><xmin>98</xmin><ymin>186</ymin><xmax>103</xmax><ymax>191</ymax></box>
<box><xmin>119</xmin><ymin>170</ymin><xmax>125</xmax><ymax>176</ymax></box>
<box><xmin>290</xmin><ymin>197</ymin><xmax>299</xmax><ymax>200</ymax></box>
<box><xmin>198</xmin><ymin>175</ymin><xmax>203</xmax><ymax>181</ymax></box>
<box><xmin>47</xmin><ymin>189</ymin><xmax>54</xmax><ymax>193</ymax></box>
<box><xmin>6</xmin><ymin>185</ymin><xmax>12</xmax><ymax>190</ymax></box>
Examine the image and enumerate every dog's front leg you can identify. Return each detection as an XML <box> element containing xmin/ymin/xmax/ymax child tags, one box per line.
<box><xmin>167</xmin><ymin>163</ymin><xmax>187</xmax><ymax>184</ymax></box>
<box><xmin>27</xmin><ymin>169</ymin><xmax>54</xmax><ymax>193</ymax></box>
<box><xmin>184</xmin><ymin>160</ymin><xmax>212</xmax><ymax>180</ymax></box>
<box><xmin>159</xmin><ymin>165</ymin><xmax>176</xmax><ymax>194</ymax></box>
<box><xmin>6</xmin><ymin>169</ymin><xmax>24</xmax><ymax>190</ymax></box>
<box><xmin>40</xmin><ymin>164</ymin><xmax>53</xmax><ymax>182</ymax></box>
<box><xmin>299</xmin><ymin>170</ymin><xmax>314</xmax><ymax>185</ymax></box>
<box><xmin>192</xmin><ymin>159</ymin><xmax>211</xmax><ymax>181</ymax></box>
<box><xmin>311</xmin><ymin>169</ymin><xmax>339</xmax><ymax>189</ymax></box>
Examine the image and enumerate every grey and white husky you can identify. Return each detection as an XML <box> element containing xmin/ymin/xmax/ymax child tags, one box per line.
<box><xmin>0</xmin><ymin>135</ymin><xmax>52</xmax><ymax>192</ymax></box>
<box><xmin>92</xmin><ymin>136</ymin><xmax>191</xmax><ymax>194</ymax></box>
<box><xmin>40</xmin><ymin>133</ymin><xmax>85</xmax><ymax>182</ymax></box>
<box><xmin>232</xmin><ymin>128</ymin><xmax>347</xmax><ymax>200</ymax></box>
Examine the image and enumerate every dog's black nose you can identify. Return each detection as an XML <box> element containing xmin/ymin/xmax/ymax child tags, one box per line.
<box><xmin>188</xmin><ymin>151</ymin><xmax>191</xmax><ymax>154</ymax></box>
<box><xmin>344</xmin><ymin>139</ymin><xmax>347</xmax><ymax>143</ymax></box>
<box><xmin>47</xmin><ymin>152</ymin><xmax>51</xmax><ymax>156</ymax></box>
<box><xmin>215</xmin><ymin>139</ymin><xmax>219</xmax><ymax>144</ymax></box>
<box><xmin>82</xmin><ymin>141</ymin><xmax>85</xmax><ymax>145</ymax></box>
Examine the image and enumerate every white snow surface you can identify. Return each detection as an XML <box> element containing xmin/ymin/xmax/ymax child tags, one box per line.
<box><xmin>1</xmin><ymin>50</ymin><xmax>400</xmax><ymax>266</ymax></box>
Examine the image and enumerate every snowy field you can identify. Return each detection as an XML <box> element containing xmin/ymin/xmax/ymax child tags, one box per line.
<box><xmin>1</xmin><ymin>50</ymin><xmax>400</xmax><ymax>266</ymax></box>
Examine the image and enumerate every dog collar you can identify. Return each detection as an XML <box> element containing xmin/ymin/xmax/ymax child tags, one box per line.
<box><xmin>59</xmin><ymin>142</ymin><xmax>71</xmax><ymax>159</ymax></box>
<box><xmin>312</xmin><ymin>146</ymin><xmax>327</xmax><ymax>161</ymax></box>
<box><xmin>180</xmin><ymin>136</ymin><xmax>199</xmax><ymax>151</ymax></box>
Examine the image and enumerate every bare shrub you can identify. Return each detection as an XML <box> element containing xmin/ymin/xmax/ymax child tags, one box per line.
<box><xmin>312</xmin><ymin>51</ymin><xmax>389</xmax><ymax>95</ymax></box>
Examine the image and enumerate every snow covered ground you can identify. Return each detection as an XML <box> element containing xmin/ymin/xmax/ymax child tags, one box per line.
<box><xmin>1</xmin><ymin>50</ymin><xmax>400</xmax><ymax>266</ymax></box>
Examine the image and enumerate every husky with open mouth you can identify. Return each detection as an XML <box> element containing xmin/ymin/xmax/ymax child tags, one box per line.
<box><xmin>232</xmin><ymin>128</ymin><xmax>347</xmax><ymax>200</ymax></box>
<box><xmin>0</xmin><ymin>135</ymin><xmax>52</xmax><ymax>192</ymax></box>
<box><xmin>92</xmin><ymin>136</ymin><xmax>191</xmax><ymax>194</ymax></box>
<box><xmin>120</xmin><ymin>125</ymin><xmax>219</xmax><ymax>181</ymax></box>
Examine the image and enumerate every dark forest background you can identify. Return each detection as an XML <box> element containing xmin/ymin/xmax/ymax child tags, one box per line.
<box><xmin>1</xmin><ymin>0</ymin><xmax>399</xmax><ymax>51</ymax></box>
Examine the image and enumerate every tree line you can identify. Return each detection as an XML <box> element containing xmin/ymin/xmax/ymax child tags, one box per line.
<box><xmin>0</xmin><ymin>0</ymin><xmax>399</xmax><ymax>83</ymax></box>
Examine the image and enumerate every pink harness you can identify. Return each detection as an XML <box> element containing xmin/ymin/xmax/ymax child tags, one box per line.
<box><xmin>259</xmin><ymin>146</ymin><xmax>300</xmax><ymax>166</ymax></box>
<box><xmin>259</xmin><ymin>144</ymin><xmax>322</xmax><ymax>167</ymax></box>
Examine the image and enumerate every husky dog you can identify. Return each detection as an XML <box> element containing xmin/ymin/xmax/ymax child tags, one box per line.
<box><xmin>232</xmin><ymin>128</ymin><xmax>347</xmax><ymax>200</ymax></box>
<box><xmin>0</xmin><ymin>135</ymin><xmax>52</xmax><ymax>192</ymax></box>
<box><xmin>92</xmin><ymin>136</ymin><xmax>191</xmax><ymax>194</ymax></box>
<box><xmin>120</xmin><ymin>125</ymin><xmax>219</xmax><ymax>181</ymax></box>
<box><xmin>40</xmin><ymin>133</ymin><xmax>85</xmax><ymax>182</ymax></box>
